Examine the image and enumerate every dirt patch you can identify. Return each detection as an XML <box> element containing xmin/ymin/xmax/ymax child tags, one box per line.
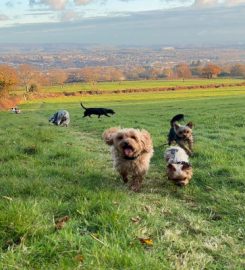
<box><xmin>0</xmin><ymin>96</ymin><xmax>22</xmax><ymax>111</ymax></box>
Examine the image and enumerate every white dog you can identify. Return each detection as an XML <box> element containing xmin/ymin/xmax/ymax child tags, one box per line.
<box><xmin>11</xmin><ymin>107</ymin><xmax>21</xmax><ymax>114</ymax></box>
<box><xmin>164</xmin><ymin>146</ymin><xmax>193</xmax><ymax>186</ymax></box>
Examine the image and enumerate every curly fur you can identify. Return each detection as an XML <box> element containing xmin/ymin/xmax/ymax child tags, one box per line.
<box><xmin>103</xmin><ymin>127</ymin><xmax>154</xmax><ymax>192</ymax></box>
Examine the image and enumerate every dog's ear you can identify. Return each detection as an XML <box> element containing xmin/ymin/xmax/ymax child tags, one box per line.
<box><xmin>167</xmin><ymin>163</ymin><xmax>176</xmax><ymax>171</ymax></box>
<box><xmin>140</xmin><ymin>129</ymin><xmax>153</xmax><ymax>153</ymax></box>
<box><xmin>102</xmin><ymin>127</ymin><xmax>120</xmax><ymax>145</ymax></box>
<box><xmin>182</xmin><ymin>163</ymin><xmax>191</xmax><ymax>170</ymax></box>
<box><xmin>186</xmin><ymin>122</ymin><xmax>193</xmax><ymax>129</ymax></box>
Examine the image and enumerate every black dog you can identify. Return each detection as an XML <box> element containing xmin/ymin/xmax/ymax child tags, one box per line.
<box><xmin>81</xmin><ymin>103</ymin><xmax>115</xmax><ymax>118</ymax></box>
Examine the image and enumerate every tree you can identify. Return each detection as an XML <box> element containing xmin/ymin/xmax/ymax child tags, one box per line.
<box><xmin>162</xmin><ymin>68</ymin><xmax>174</xmax><ymax>79</ymax></box>
<box><xmin>107</xmin><ymin>68</ymin><xmax>124</xmax><ymax>81</ymax></box>
<box><xmin>0</xmin><ymin>65</ymin><xmax>19</xmax><ymax>96</ymax></box>
<box><xmin>18</xmin><ymin>64</ymin><xmax>41</xmax><ymax>92</ymax></box>
<box><xmin>202</xmin><ymin>64</ymin><xmax>221</xmax><ymax>79</ymax></box>
<box><xmin>48</xmin><ymin>69</ymin><xmax>68</xmax><ymax>86</ymax></box>
<box><xmin>80</xmin><ymin>67</ymin><xmax>100</xmax><ymax>90</ymax></box>
<box><xmin>230</xmin><ymin>64</ymin><xmax>245</xmax><ymax>77</ymax></box>
<box><xmin>174</xmin><ymin>63</ymin><xmax>192</xmax><ymax>79</ymax></box>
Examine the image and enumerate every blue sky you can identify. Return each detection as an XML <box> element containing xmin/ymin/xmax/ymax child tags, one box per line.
<box><xmin>0</xmin><ymin>0</ymin><xmax>245</xmax><ymax>45</ymax></box>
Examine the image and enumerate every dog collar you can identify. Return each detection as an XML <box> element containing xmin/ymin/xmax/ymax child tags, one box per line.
<box><xmin>124</xmin><ymin>154</ymin><xmax>140</xmax><ymax>161</ymax></box>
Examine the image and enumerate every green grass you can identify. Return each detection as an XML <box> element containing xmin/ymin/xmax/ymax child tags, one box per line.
<box><xmin>0</xmin><ymin>87</ymin><xmax>245</xmax><ymax>269</ymax></box>
<box><xmin>25</xmin><ymin>85</ymin><xmax>245</xmax><ymax>104</ymax></box>
<box><xmin>16</xmin><ymin>78</ymin><xmax>245</xmax><ymax>94</ymax></box>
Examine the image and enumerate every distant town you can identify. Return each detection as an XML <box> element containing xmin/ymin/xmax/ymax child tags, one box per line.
<box><xmin>0</xmin><ymin>44</ymin><xmax>244</xmax><ymax>70</ymax></box>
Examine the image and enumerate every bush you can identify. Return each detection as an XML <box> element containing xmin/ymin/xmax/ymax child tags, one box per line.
<box><xmin>28</xmin><ymin>83</ymin><xmax>39</xmax><ymax>92</ymax></box>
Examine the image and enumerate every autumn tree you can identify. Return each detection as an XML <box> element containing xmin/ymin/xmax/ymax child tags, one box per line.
<box><xmin>174</xmin><ymin>63</ymin><xmax>192</xmax><ymax>79</ymax></box>
<box><xmin>202</xmin><ymin>64</ymin><xmax>221</xmax><ymax>79</ymax></box>
<box><xmin>124</xmin><ymin>66</ymin><xmax>145</xmax><ymax>80</ymax></box>
<box><xmin>80</xmin><ymin>67</ymin><xmax>100</xmax><ymax>90</ymax></box>
<box><xmin>162</xmin><ymin>68</ymin><xmax>174</xmax><ymax>79</ymax></box>
<box><xmin>230</xmin><ymin>64</ymin><xmax>245</xmax><ymax>77</ymax></box>
<box><xmin>106</xmin><ymin>68</ymin><xmax>124</xmax><ymax>81</ymax></box>
<box><xmin>48</xmin><ymin>69</ymin><xmax>68</xmax><ymax>86</ymax></box>
<box><xmin>18</xmin><ymin>64</ymin><xmax>43</xmax><ymax>92</ymax></box>
<box><xmin>0</xmin><ymin>65</ymin><xmax>19</xmax><ymax>96</ymax></box>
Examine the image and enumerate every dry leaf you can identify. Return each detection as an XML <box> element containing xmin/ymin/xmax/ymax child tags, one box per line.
<box><xmin>131</xmin><ymin>216</ymin><xmax>141</xmax><ymax>224</ymax></box>
<box><xmin>138</xmin><ymin>237</ymin><xmax>153</xmax><ymax>246</ymax></box>
<box><xmin>55</xmin><ymin>215</ymin><xmax>70</xmax><ymax>230</ymax></box>
<box><xmin>2</xmin><ymin>196</ymin><xmax>13</xmax><ymax>201</ymax></box>
<box><xmin>74</xmin><ymin>254</ymin><xmax>84</xmax><ymax>263</ymax></box>
<box><xmin>143</xmin><ymin>205</ymin><xmax>152</xmax><ymax>213</ymax></box>
<box><xmin>139</xmin><ymin>227</ymin><xmax>148</xmax><ymax>235</ymax></box>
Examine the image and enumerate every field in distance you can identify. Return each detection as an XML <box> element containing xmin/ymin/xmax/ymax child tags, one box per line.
<box><xmin>15</xmin><ymin>78</ymin><xmax>245</xmax><ymax>94</ymax></box>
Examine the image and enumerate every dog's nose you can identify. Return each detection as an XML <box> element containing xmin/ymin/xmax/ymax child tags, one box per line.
<box><xmin>122</xmin><ymin>141</ymin><xmax>130</xmax><ymax>148</ymax></box>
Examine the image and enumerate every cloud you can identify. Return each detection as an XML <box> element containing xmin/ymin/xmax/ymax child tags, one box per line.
<box><xmin>29</xmin><ymin>0</ymin><xmax>69</xmax><ymax>10</ymax></box>
<box><xmin>225</xmin><ymin>0</ymin><xmax>245</xmax><ymax>6</ymax></box>
<box><xmin>1</xmin><ymin>5</ymin><xmax>244</xmax><ymax>46</ymax></box>
<box><xmin>29</xmin><ymin>0</ymin><xmax>140</xmax><ymax>10</ymax></box>
<box><xmin>5</xmin><ymin>1</ymin><xmax>14</xmax><ymax>7</ymax></box>
<box><xmin>60</xmin><ymin>10</ymin><xmax>81</xmax><ymax>21</ymax></box>
<box><xmin>0</xmin><ymin>14</ymin><xmax>9</xmax><ymax>21</ymax></box>
<box><xmin>74</xmin><ymin>0</ymin><xmax>93</xmax><ymax>4</ymax></box>
<box><xmin>193</xmin><ymin>0</ymin><xmax>245</xmax><ymax>7</ymax></box>
<box><xmin>193</xmin><ymin>0</ymin><xmax>219</xmax><ymax>7</ymax></box>
<box><xmin>29</xmin><ymin>0</ymin><xmax>97</xmax><ymax>10</ymax></box>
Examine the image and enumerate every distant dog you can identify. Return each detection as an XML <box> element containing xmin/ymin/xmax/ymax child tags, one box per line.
<box><xmin>11</xmin><ymin>107</ymin><xmax>21</xmax><ymax>114</ymax></box>
<box><xmin>168</xmin><ymin>114</ymin><xmax>193</xmax><ymax>156</ymax></box>
<box><xmin>103</xmin><ymin>127</ymin><xmax>153</xmax><ymax>192</ymax></box>
<box><xmin>49</xmin><ymin>110</ymin><xmax>70</xmax><ymax>127</ymax></box>
<box><xmin>165</xmin><ymin>146</ymin><xmax>193</xmax><ymax>186</ymax></box>
<box><xmin>81</xmin><ymin>102</ymin><xmax>115</xmax><ymax>118</ymax></box>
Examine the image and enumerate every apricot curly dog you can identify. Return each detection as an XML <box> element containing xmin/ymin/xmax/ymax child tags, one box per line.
<box><xmin>103</xmin><ymin>127</ymin><xmax>154</xmax><ymax>192</ymax></box>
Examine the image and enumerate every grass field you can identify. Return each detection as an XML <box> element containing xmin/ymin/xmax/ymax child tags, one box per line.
<box><xmin>0</xmin><ymin>86</ymin><xmax>245</xmax><ymax>269</ymax></box>
<box><xmin>16</xmin><ymin>78</ymin><xmax>245</xmax><ymax>94</ymax></box>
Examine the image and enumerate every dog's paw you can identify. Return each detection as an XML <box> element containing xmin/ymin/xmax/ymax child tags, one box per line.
<box><xmin>129</xmin><ymin>182</ymin><xmax>141</xmax><ymax>192</ymax></box>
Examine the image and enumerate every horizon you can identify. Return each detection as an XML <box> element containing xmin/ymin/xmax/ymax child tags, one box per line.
<box><xmin>0</xmin><ymin>0</ymin><xmax>245</xmax><ymax>46</ymax></box>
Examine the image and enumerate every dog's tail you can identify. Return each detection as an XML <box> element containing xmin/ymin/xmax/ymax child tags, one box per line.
<box><xmin>170</xmin><ymin>114</ymin><xmax>184</xmax><ymax>127</ymax></box>
<box><xmin>80</xmin><ymin>102</ymin><xmax>87</xmax><ymax>110</ymax></box>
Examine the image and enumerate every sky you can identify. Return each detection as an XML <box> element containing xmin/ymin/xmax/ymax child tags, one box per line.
<box><xmin>0</xmin><ymin>0</ymin><xmax>244</xmax><ymax>45</ymax></box>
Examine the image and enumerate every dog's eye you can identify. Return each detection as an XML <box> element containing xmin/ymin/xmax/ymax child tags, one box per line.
<box><xmin>131</xmin><ymin>135</ymin><xmax>137</xmax><ymax>140</ymax></box>
<box><xmin>117</xmin><ymin>135</ymin><xmax>123</xmax><ymax>140</ymax></box>
<box><xmin>179</xmin><ymin>131</ymin><xmax>183</xmax><ymax>135</ymax></box>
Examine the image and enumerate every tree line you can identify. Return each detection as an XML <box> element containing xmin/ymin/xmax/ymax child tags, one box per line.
<box><xmin>1</xmin><ymin>62</ymin><xmax>245</xmax><ymax>96</ymax></box>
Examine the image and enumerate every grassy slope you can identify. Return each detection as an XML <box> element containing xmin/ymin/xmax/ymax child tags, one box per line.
<box><xmin>0</xmin><ymin>90</ymin><xmax>245</xmax><ymax>269</ymax></box>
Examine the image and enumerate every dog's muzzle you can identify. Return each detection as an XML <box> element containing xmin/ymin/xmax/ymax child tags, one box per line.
<box><xmin>122</xmin><ymin>142</ymin><xmax>137</xmax><ymax>160</ymax></box>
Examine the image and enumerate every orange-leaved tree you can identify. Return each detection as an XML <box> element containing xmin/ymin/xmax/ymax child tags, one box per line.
<box><xmin>202</xmin><ymin>63</ymin><xmax>221</xmax><ymax>79</ymax></box>
<box><xmin>0</xmin><ymin>65</ymin><xmax>19</xmax><ymax>97</ymax></box>
<box><xmin>174</xmin><ymin>63</ymin><xmax>192</xmax><ymax>79</ymax></box>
